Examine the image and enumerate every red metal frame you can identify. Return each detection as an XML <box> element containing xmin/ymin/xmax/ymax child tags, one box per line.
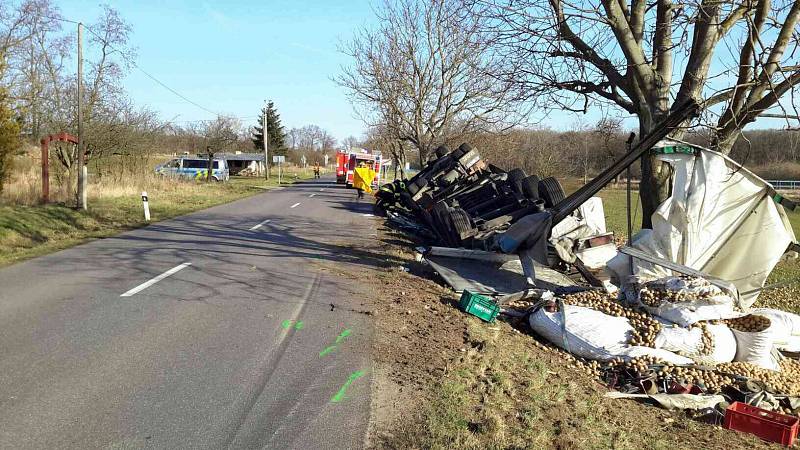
<box><xmin>39</xmin><ymin>132</ymin><xmax>79</xmax><ymax>203</ymax></box>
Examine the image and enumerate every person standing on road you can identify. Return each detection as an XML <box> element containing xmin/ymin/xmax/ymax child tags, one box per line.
<box><xmin>314</xmin><ymin>162</ymin><xmax>320</xmax><ymax>179</ymax></box>
<box><xmin>353</xmin><ymin>161</ymin><xmax>375</xmax><ymax>201</ymax></box>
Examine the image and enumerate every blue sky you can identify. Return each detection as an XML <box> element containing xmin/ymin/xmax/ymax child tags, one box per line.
<box><xmin>57</xmin><ymin>0</ymin><xmax>377</xmax><ymax>141</ymax></box>
<box><xmin>55</xmin><ymin>1</ymin><xmax>790</xmax><ymax>143</ymax></box>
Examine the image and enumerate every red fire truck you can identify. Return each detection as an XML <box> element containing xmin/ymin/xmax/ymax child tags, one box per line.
<box><xmin>335</xmin><ymin>151</ymin><xmax>349</xmax><ymax>184</ymax></box>
<box><xmin>336</xmin><ymin>151</ymin><xmax>382</xmax><ymax>188</ymax></box>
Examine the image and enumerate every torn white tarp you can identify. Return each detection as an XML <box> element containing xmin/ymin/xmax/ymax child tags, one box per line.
<box><xmin>607</xmin><ymin>140</ymin><xmax>796</xmax><ymax>307</ymax></box>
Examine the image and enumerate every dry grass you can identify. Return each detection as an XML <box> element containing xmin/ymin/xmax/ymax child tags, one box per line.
<box><xmin>0</xmin><ymin>151</ymin><xmax>315</xmax><ymax>266</ymax></box>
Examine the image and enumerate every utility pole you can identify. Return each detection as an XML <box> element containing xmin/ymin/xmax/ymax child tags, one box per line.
<box><xmin>77</xmin><ymin>22</ymin><xmax>86</xmax><ymax>210</ymax></box>
<box><xmin>268</xmin><ymin>100</ymin><xmax>269</xmax><ymax>180</ymax></box>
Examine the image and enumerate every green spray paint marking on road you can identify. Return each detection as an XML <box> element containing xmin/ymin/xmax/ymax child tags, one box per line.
<box><xmin>319</xmin><ymin>328</ymin><xmax>353</xmax><ymax>357</ymax></box>
<box><xmin>335</xmin><ymin>329</ymin><xmax>352</xmax><ymax>344</ymax></box>
<box><xmin>319</xmin><ymin>345</ymin><xmax>337</xmax><ymax>357</ymax></box>
<box><xmin>281</xmin><ymin>320</ymin><xmax>305</xmax><ymax>330</ymax></box>
<box><xmin>331</xmin><ymin>370</ymin><xmax>366</xmax><ymax>403</ymax></box>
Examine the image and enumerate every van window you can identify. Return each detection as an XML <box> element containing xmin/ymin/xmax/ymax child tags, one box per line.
<box><xmin>165</xmin><ymin>159</ymin><xmax>180</xmax><ymax>168</ymax></box>
<box><xmin>183</xmin><ymin>159</ymin><xmax>218</xmax><ymax>169</ymax></box>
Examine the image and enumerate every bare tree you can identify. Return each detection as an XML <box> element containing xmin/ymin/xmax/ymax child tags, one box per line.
<box><xmin>199</xmin><ymin>116</ymin><xmax>240</xmax><ymax>182</ymax></box>
<box><xmin>336</xmin><ymin>0</ymin><xmax>526</xmax><ymax>165</ymax></box>
<box><xmin>476</xmin><ymin>0</ymin><xmax>800</xmax><ymax>226</ymax></box>
<box><xmin>342</xmin><ymin>135</ymin><xmax>360</xmax><ymax>151</ymax></box>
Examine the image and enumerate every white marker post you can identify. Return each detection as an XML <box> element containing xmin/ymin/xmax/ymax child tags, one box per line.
<box><xmin>273</xmin><ymin>155</ymin><xmax>285</xmax><ymax>185</ymax></box>
<box><xmin>142</xmin><ymin>191</ymin><xmax>151</xmax><ymax>221</ymax></box>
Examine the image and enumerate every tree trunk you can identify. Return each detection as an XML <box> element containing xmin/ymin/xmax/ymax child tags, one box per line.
<box><xmin>638</xmin><ymin>116</ymin><xmax>673</xmax><ymax>229</ymax></box>
<box><xmin>206</xmin><ymin>152</ymin><xmax>214</xmax><ymax>182</ymax></box>
<box><xmin>639</xmin><ymin>154</ymin><xmax>673</xmax><ymax>228</ymax></box>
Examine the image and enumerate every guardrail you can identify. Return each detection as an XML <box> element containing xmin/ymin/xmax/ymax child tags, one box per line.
<box><xmin>767</xmin><ymin>180</ymin><xmax>800</xmax><ymax>191</ymax></box>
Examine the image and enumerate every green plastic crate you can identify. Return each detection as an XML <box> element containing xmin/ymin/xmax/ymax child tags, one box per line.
<box><xmin>458</xmin><ymin>290</ymin><xmax>500</xmax><ymax>322</ymax></box>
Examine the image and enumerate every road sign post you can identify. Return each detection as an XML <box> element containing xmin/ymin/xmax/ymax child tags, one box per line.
<box><xmin>272</xmin><ymin>155</ymin><xmax>285</xmax><ymax>184</ymax></box>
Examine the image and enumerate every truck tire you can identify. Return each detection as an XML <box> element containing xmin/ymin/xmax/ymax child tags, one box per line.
<box><xmin>507</xmin><ymin>168</ymin><xmax>527</xmax><ymax>184</ymax></box>
<box><xmin>506</xmin><ymin>168</ymin><xmax>527</xmax><ymax>194</ymax></box>
<box><xmin>454</xmin><ymin>143</ymin><xmax>472</xmax><ymax>159</ymax></box>
<box><xmin>538</xmin><ymin>177</ymin><xmax>566</xmax><ymax>207</ymax></box>
<box><xmin>520</xmin><ymin>175</ymin><xmax>540</xmax><ymax>200</ymax></box>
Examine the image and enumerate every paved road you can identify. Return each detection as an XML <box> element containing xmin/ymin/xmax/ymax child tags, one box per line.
<box><xmin>0</xmin><ymin>177</ymin><xmax>380</xmax><ymax>449</ymax></box>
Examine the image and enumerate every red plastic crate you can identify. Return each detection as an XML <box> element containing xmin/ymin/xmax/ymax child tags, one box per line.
<box><xmin>724</xmin><ymin>401</ymin><xmax>799</xmax><ymax>446</ymax></box>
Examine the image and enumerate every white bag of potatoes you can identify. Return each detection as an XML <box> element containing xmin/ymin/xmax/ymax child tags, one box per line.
<box><xmin>637</xmin><ymin>276</ymin><xmax>739</xmax><ymax>327</ymax></box>
<box><xmin>528</xmin><ymin>304</ymin><xmax>693</xmax><ymax>365</ymax></box>
<box><xmin>727</xmin><ymin>315</ymin><xmax>780</xmax><ymax>371</ymax></box>
<box><xmin>752</xmin><ymin>308</ymin><xmax>800</xmax><ymax>352</ymax></box>
<box><xmin>654</xmin><ymin>324</ymin><xmax>737</xmax><ymax>365</ymax></box>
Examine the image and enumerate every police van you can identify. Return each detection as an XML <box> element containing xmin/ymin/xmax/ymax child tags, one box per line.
<box><xmin>155</xmin><ymin>156</ymin><xmax>230</xmax><ymax>182</ymax></box>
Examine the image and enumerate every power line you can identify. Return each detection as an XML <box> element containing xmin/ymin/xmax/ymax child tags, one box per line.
<box><xmin>37</xmin><ymin>12</ymin><xmax>225</xmax><ymax>117</ymax></box>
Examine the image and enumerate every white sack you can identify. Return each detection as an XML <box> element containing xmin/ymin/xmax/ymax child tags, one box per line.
<box><xmin>637</xmin><ymin>276</ymin><xmax>740</xmax><ymax>326</ymax></box>
<box><xmin>641</xmin><ymin>300</ymin><xmax>739</xmax><ymax>327</ymax></box>
<box><xmin>528</xmin><ymin>304</ymin><xmax>692</xmax><ymax>365</ymax></box>
<box><xmin>778</xmin><ymin>336</ymin><xmax>800</xmax><ymax>353</ymax></box>
<box><xmin>752</xmin><ymin>308</ymin><xmax>800</xmax><ymax>336</ymax></box>
<box><xmin>752</xmin><ymin>308</ymin><xmax>800</xmax><ymax>352</ymax></box>
<box><xmin>731</xmin><ymin>325</ymin><xmax>780</xmax><ymax>371</ymax></box>
<box><xmin>654</xmin><ymin>324</ymin><xmax>736</xmax><ymax>364</ymax></box>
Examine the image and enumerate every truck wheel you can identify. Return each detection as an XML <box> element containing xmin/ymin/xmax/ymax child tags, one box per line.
<box><xmin>520</xmin><ymin>175</ymin><xmax>540</xmax><ymax>200</ymax></box>
<box><xmin>506</xmin><ymin>169</ymin><xmax>528</xmax><ymax>186</ymax></box>
<box><xmin>538</xmin><ymin>177</ymin><xmax>566</xmax><ymax>207</ymax></box>
<box><xmin>453</xmin><ymin>143</ymin><xmax>471</xmax><ymax>159</ymax></box>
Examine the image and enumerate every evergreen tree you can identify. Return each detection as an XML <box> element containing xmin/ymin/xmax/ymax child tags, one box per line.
<box><xmin>252</xmin><ymin>100</ymin><xmax>287</xmax><ymax>155</ymax></box>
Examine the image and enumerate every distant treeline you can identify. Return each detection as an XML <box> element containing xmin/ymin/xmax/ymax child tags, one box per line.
<box><xmin>436</xmin><ymin>127</ymin><xmax>800</xmax><ymax>182</ymax></box>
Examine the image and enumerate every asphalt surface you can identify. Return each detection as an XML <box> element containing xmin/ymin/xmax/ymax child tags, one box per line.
<box><xmin>0</xmin><ymin>177</ymin><xmax>381</xmax><ymax>449</ymax></box>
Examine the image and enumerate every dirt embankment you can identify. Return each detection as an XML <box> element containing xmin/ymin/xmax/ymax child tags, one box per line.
<box><xmin>362</xmin><ymin>225</ymin><xmax>775</xmax><ymax>450</ymax></box>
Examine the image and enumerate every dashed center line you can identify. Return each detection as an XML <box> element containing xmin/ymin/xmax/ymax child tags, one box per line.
<box><xmin>249</xmin><ymin>219</ymin><xmax>271</xmax><ymax>231</ymax></box>
<box><xmin>291</xmin><ymin>202</ymin><xmax>301</xmax><ymax>208</ymax></box>
<box><xmin>309</xmin><ymin>194</ymin><xmax>315</xmax><ymax>198</ymax></box>
<box><xmin>120</xmin><ymin>262</ymin><xmax>192</xmax><ymax>297</ymax></box>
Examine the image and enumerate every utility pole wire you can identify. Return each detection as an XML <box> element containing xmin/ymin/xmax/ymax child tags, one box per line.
<box><xmin>37</xmin><ymin>12</ymin><xmax>223</xmax><ymax>117</ymax></box>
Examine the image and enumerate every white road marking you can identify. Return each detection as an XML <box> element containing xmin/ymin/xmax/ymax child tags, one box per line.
<box><xmin>250</xmin><ymin>219</ymin><xmax>271</xmax><ymax>231</ymax></box>
<box><xmin>291</xmin><ymin>202</ymin><xmax>301</xmax><ymax>208</ymax></box>
<box><xmin>309</xmin><ymin>194</ymin><xmax>315</xmax><ymax>198</ymax></box>
<box><xmin>363</xmin><ymin>213</ymin><xmax>374</xmax><ymax>217</ymax></box>
<box><xmin>320</xmin><ymin>188</ymin><xmax>324</xmax><ymax>191</ymax></box>
<box><xmin>120</xmin><ymin>263</ymin><xmax>192</xmax><ymax>297</ymax></box>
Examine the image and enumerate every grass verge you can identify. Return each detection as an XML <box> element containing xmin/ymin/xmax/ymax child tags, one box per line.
<box><xmin>0</xmin><ymin>172</ymin><xmax>313</xmax><ymax>267</ymax></box>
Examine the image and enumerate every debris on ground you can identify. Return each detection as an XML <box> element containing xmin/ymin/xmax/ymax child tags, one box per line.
<box><xmin>373</xmin><ymin>123</ymin><xmax>800</xmax><ymax>446</ymax></box>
